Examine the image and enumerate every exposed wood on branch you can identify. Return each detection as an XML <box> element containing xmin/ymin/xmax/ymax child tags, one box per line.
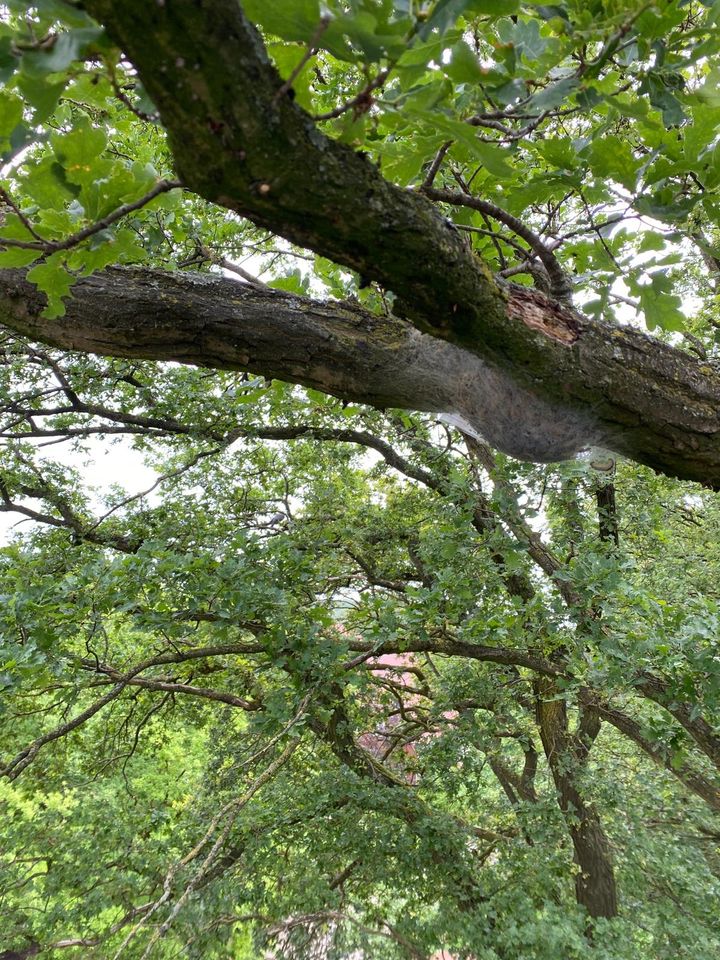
<box><xmin>43</xmin><ymin>0</ymin><xmax>718</xmax><ymax>488</ymax></box>
<box><xmin>1</xmin><ymin>265</ymin><xmax>719</xmax><ymax>485</ymax></box>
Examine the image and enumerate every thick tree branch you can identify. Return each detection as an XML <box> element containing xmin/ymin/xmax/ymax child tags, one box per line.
<box><xmin>635</xmin><ymin>673</ymin><xmax>720</xmax><ymax>771</ymax></box>
<box><xmin>1</xmin><ymin>265</ymin><xmax>720</xmax><ymax>486</ymax></box>
<box><xmin>346</xmin><ymin>637</ymin><xmax>562</xmax><ymax>678</ymax></box>
<box><xmin>54</xmin><ymin>0</ymin><xmax>720</xmax><ymax>488</ymax></box>
<box><xmin>534</xmin><ymin>676</ymin><xmax>618</xmax><ymax>918</ymax></box>
<box><xmin>588</xmin><ymin>696</ymin><xmax>720</xmax><ymax>812</ymax></box>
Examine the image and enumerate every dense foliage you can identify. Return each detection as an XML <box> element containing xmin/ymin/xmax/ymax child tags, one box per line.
<box><xmin>0</xmin><ymin>1</ymin><xmax>720</xmax><ymax>958</ymax></box>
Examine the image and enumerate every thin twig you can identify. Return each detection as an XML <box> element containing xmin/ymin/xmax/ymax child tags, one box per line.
<box><xmin>0</xmin><ymin>179</ymin><xmax>182</xmax><ymax>253</ymax></box>
<box><xmin>0</xmin><ymin>186</ymin><xmax>45</xmax><ymax>241</ymax></box>
<box><xmin>2</xmin><ymin>672</ymin><xmax>140</xmax><ymax>779</ymax></box>
<box><xmin>423</xmin><ymin>185</ymin><xmax>573</xmax><ymax>302</ymax></box>
<box><xmin>84</xmin><ymin>446</ymin><xmax>220</xmax><ymax>533</ymax></box>
<box><xmin>209</xmin><ymin>249</ymin><xmax>270</xmax><ymax>288</ymax></box>
<box><xmin>421</xmin><ymin>140</ymin><xmax>452</xmax><ymax>191</ymax></box>
<box><xmin>108</xmin><ymin>67</ymin><xmax>159</xmax><ymax>123</ymax></box>
<box><xmin>130</xmin><ymin>740</ymin><xmax>300</xmax><ymax>960</ymax></box>
<box><xmin>273</xmin><ymin>16</ymin><xmax>330</xmax><ymax>104</ymax></box>
<box><xmin>313</xmin><ymin>68</ymin><xmax>389</xmax><ymax>121</ymax></box>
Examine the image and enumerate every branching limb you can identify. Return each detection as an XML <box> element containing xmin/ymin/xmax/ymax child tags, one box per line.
<box><xmin>113</xmin><ymin>739</ymin><xmax>301</xmax><ymax>960</ymax></box>
<box><xmin>423</xmin><ymin>185</ymin><xmax>573</xmax><ymax>303</ymax></box>
<box><xmin>586</xmin><ymin>695</ymin><xmax>720</xmax><ymax>812</ymax></box>
<box><xmin>313</xmin><ymin>68</ymin><xmax>389</xmax><ymax>122</ymax></box>
<box><xmin>421</xmin><ymin>140</ymin><xmax>452</xmax><ymax>191</ymax></box>
<box><xmin>0</xmin><ymin>180</ymin><xmax>181</xmax><ymax>254</ymax></box>
<box><xmin>1</xmin><ymin>643</ymin><xmax>264</xmax><ymax>779</ymax></box>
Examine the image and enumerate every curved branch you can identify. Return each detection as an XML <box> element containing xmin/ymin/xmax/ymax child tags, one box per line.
<box><xmin>1</xmin><ymin>643</ymin><xmax>263</xmax><ymax>779</ymax></box>
<box><xmin>61</xmin><ymin>0</ymin><xmax>720</xmax><ymax>487</ymax></box>
<box><xmin>0</xmin><ymin>180</ymin><xmax>181</xmax><ymax>253</ymax></box>
<box><xmin>422</xmin><ymin>185</ymin><xmax>573</xmax><ymax>303</ymax></box>
<box><xmin>0</xmin><ymin>265</ymin><xmax>600</xmax><ymax>465</ymax></box>
<box><xmin>1</xmin><ymin>266</ymin><xmax>720</xmax><ymax>486</ymax></box>
<box><xmin>590</xmin><ymin>697</ymin><xmax>720</xmax><ymax>812</ymax></box>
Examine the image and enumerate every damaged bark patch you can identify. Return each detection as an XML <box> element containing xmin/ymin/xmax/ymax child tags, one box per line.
<box><xmin>507</xmin><ymin>286</ymin><xmax>580</xmax><ymax>346</ymax></box>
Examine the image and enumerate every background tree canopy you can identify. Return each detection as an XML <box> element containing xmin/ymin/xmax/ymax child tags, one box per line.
<box><xmin>0</xmin><ymin>1</ymin><xmax>720</xmax><ymax>957</ymax></box>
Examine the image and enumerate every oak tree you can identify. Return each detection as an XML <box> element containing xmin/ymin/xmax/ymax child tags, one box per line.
<box><xmin>1</xmin><ymin>2</ymin><xmax>720</xmax><ymax>958</ymax></box>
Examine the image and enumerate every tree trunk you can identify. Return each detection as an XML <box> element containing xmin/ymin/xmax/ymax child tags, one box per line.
<box><xmin>535</xmin><ymin>680</ymin><xmax>618</xmax><ymax>919</ymax></box>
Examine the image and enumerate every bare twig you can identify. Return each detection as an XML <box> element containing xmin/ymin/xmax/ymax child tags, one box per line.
<box><xmin>0</xmin><ymin>179</ymin><xmax>182</xmax><ymax>253</ymax></box>
<box><xmin>116</xmin><ymin>739</ymin><xmax>301</xmax><ymax>960</ymax></box>
<box><xmin>108</xmin><ymin>64</ymin><xmax>159</xmax><ymax>122</ymax></box>
<box><xmin>421</xmin><ymin>140</ymin><xmax>452</xmax><ymax>191</ymax></box>
<box><xmin>0</xmin><ymin>186</ymin><xmax>45</xmax><ymax>241</ymax></box>
<box><xmin>1</xmin><ymin>671</ymin><xmax>141</xmax><ymax>779</ymax></box>
<box><xmin>423</xmin><ymin>185</ymin><xmax>573</xmax><ymax>302</ymax></box>
<box><xmin>199</xmin><ymin>245</ymin><xmax>270</xmax><ymax>287</ymax></box>
<box><xmin>313</xmin><ymin>68</ymin><xmax>389</xmax><ymax>122</ymax></box>
<box><xmin>84</xmin><ymin>446</ymin><xmax>221</xmax><ymax>533</ymax></box>
<box><xmin>423</xmin><ymin>187</ymin><xmax>572</xmax><ymax>301</ymax></box>
<box><xmin>273</xmin><ymin>16</ymin><xmax>330</xmax><ymax>104</ymax></box>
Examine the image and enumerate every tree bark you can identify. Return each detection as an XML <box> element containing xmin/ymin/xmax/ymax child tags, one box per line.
<box><xmin>42</xmin><ymin>0</ymin><xmax>720</xmax><ymax>489</ymax></box>
<box><xmin>535</xmin><ymin>679</ymin><xmax>618</xmax><ymax>919</ymax></box>
<box><xmin>1</xmin><ymin>265</ymin><xmax>720</xmax><ymax>486</ymax></box>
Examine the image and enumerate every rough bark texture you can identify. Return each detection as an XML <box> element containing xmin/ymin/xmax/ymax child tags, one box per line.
<box><xmin>1</xmin><ymin>264</ymin><xmax>720</xmax><ymax>484</ymax></box>
<box><xmin>535</xmin><ymin>679</ymin><xmax>618</xmax><ymax>919</ymax></box>
<box><xmin>0</xmin><ymin>267</ymin><xmax>590</xmax><ymax>461</ymax></box>
<box><xmin>0</xmin><ymin>1</ymin><xmax>716</xmax><ymax>479</ymax></box>
<box><xmin>29</xmin><ymin>0</ymin><xmax>713</xmax><ymax>489</ymax></box>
